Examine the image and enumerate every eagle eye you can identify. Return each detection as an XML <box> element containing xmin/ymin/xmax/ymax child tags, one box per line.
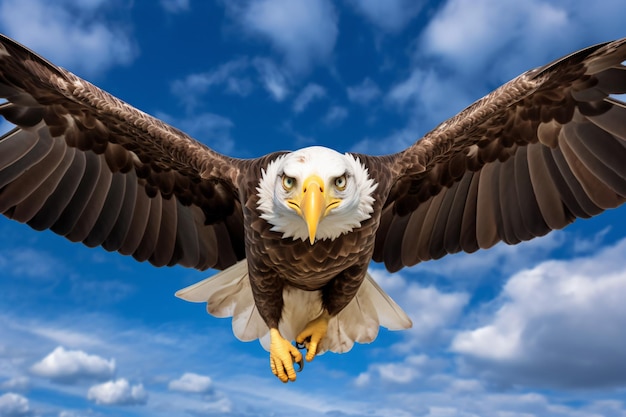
<box><xmin>282</xmin><ymin>175</ymin><xmax>296</xmax><ymax>191</ymax></box>
<box><xmin>334</xmin><ymin>175</ymin><xmax>347</xmax><ymax>191</ymax></box>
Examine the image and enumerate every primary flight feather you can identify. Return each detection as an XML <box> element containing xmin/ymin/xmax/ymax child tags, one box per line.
<box><xmin>1</xmin><ymin>34</ymin><xmax>626</xmax><ymax>382</ymax></box>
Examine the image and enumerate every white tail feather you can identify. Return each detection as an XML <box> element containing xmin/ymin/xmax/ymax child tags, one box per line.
<box><xmin>175</xmin><ymin>261</ymin><xmax>412</xmax><ymax>353</ymax></box>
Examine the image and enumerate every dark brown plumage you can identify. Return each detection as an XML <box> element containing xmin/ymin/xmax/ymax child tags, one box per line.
<box><xmin>2</xmin><ymin>34</ymin><xmax>626</xmax><ymax>382</ymax></box>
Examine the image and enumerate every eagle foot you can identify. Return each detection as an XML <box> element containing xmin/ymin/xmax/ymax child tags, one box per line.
<box><xmin>296</xmin><ymin>312</ymin><xmax>330</xmax><ymax>362</ymax></box>
<box><xmin>270</xmin><ymin>328</ymin><xmax>303</xmax><ymax>383</ymax></box>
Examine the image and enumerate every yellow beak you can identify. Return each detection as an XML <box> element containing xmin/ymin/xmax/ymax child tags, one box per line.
<box><xmin>301</xmin><ymin>175</ymin><xmax>326</xmax><ymax>244</ymax></box>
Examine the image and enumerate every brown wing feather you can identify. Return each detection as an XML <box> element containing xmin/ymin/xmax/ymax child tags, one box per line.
<box><xmin>0</xmin><ymin>34</ymin><xmax>249</xmax><ymax>271</ymax></box>
<box><xmin>372</xmin><ymin>38</ymin><xmax>626</xmax><ymax>271</ymax></box>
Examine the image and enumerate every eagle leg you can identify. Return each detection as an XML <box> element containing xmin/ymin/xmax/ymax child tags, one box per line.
<box><xmin>295</xmin><ymin>311</ymin><xmax>330</xmax><ymax>362</ymax></box>
<box><xmin>269</xmin><ymin>328</ymin><xmax>303</xmax><ymax>383</ymax></box>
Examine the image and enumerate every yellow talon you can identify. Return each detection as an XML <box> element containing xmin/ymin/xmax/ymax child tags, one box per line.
<box><xmin>296</xmin><ymin>312</ymin><xmax>330</xmax><ymax>362</ymax></box>
<box><xmin>269</xmin><ymin>328</ymin><xmax>303</xmax><ymax>383</ymax></box>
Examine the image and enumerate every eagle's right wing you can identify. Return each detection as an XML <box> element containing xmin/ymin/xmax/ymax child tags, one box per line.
<box><xmin>0</xmin><ymin>34</ymin><xmax>250</xmax><ymax>271</ymax></box>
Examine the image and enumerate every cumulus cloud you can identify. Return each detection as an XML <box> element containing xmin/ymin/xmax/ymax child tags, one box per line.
<box><xmin>0</xmin><ymin>393</ymin><xmax>31</xmax><ymax>417</ymax></box>
<box><xmin>452</xmin><ymin>238</ymin><xmax>626</xmax><ymax>388</ymax></box>
<box><xmin>293</xmin><ymin>83</ymin><xmax>326</xmax><ymax>113</ymax></box>
<box><xmin>0</xmin><ymin>0</ymin><xmax>136</xmax><ymax>77</ymax></box>
<box><xmin>226</xmin><ymin>0</ymin><xmax>338</xmax><ymax>73</ymax></box>
<box><xmin>346</xmin><ymin>0</ymin><xmax>423</xmax><ymax>33</ymax></box>
<box><xmin>30</xmin><ymin>346</ymin><xmax>115</xmax><ymax>384</ymax></box>
<box><xmin>27</xmin><ymin>325</ymin><xmax>103</xmax><ymax>348</ymax></box>
<box><xmin>420</xmin><ymin>0</ymin><xmax>626</xmax><ymax>82</ymax></box>
<box><xmin>371</xmin><ymin>269</ymin><xmax>469</xmax><ymax>349</ymax></box>
<box><xmin>356</xmin><ymin>354</ymin><xmax>432</xmax><ymax>386</ymax></box>
<box><xmin>168</xmin><ymin>372</ymin><xmax>213</xmax><ymax>394</ymax></box>
<box><xmin>0</xmin><ymin>376</ymin><xmax>29</xmax><ymax>391</ymax></box>
<box><xmin>87</xmin><ymin>378</ymin><xmax>148</xmax><ymax>406</ymax></box>
<box><xmin>421</xmin><ymin>1</ymin><xmax>566</xmax><ymax>75</ymax></box>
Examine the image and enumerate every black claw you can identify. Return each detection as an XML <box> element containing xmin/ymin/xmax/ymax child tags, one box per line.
<box><xmin>295</xmin><ymin>336</ymin><xmax>310</xmax><ymax>350</ymax></box>
<box><xmin>295</xmin><ymin>357</ymin><xmax>304</xmax><ymax>372</ymax></box>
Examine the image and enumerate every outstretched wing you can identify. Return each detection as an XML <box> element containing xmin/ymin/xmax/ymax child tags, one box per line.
<box><xmin>0</xmin><ymin>34</ymin><xmax>248</xmax><ymax>271</ymax></box>
<box><xmin>373</xmin><ymin>38</ymin><xmax>626</xmax><ymax>272</ymax></box>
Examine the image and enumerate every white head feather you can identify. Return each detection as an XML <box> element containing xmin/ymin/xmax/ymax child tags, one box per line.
<box><xmin>256</xmin><ymin>146</ymin><xmax>378</xmax><ymax>242</ymax></box>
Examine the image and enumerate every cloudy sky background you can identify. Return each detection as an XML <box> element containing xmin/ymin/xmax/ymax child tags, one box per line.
<box><xmin>1</xmin><ymin>1</ymin><xmax>626</xmax><ymax>416</ymax></box>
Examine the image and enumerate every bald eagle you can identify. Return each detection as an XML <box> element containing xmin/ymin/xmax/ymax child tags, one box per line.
<box><xmin>1</xmin><ymin>34</ymin><xmax>626</xmax><ymax>383</ymax></box>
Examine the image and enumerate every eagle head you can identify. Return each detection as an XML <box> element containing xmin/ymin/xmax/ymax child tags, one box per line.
<box><xmin>257</xmin><ymin>146</ymin><xmax>378</xmax><ymax>244</ymax></box>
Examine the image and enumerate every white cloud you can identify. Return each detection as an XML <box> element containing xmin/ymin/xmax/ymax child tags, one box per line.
<box><xmin>293</xmin><ymin>83</ymin><xmax>326</xmax><ymax>113</ymax></box>
<box><xmin>171</xmin><ymin>56</ymin><xmax>290</xmax><ymax>110</ymax></box>
<box><xmin>176</xmin><ymin>397</ymin><xmax>233</xmax><ymax>415</ymax></box>
<box><xmin>571</xmin><ymin>226</ymin><xmax>611</xmax><ymax>254</ymax></box>
<box><xmin>253</xmin><ymin>57</ymin><xmax>290</xmax><ymax>101</ymax></box>
<box><xmin>371</xmin><ymin>269</ymin><xmax>469</xmax><ymax>349</ymax></box>
<box><xmin>0</xmin><ymin>0</ymin><xmax>136</xmax><ymax>77</ymax></box>
<box><xmin>396</xmin><ymin>285</ymin><xmax>468</xmax><ymax>349</ymax></box>
<box><xmin>27</xmin><ymin>325</ymin><xmax>104</xmax><ymax>349</ymax></box>
<box><xmin>87</xmin><ymin>378</ymin><xmax>148</xmax><ymax>406</ymax></box>
<box><xmin>0</xmin><ymin>393</ymin><xmax>31</xmax><ymax>417</ymax></box>
<box><xmin>420</xmin><ymin>0</ymin><xmax>626</xmax><ymax>83</ymax></box>
<box><xmin>353</xmin><ymin>372</ymin><xmax>371</xmax><ymax>387</ymax></box>
<box><xmin>357</xmin><ymin>354</ymin><xmax>431</xmax><ymax>385</ymax></box>
<box><xmin>168</xmin><ymin>372</ymin><xmax>213</xmax><ymax>394</ymax></box>
<box><xmin>370</xmin><ymin>391</ymin><xmax>626</xmax><ymax>417</ymax></box>
<box><xmin>452</xmin><ymin>238</ymin><xmax>626</xmax><ymax>388</ymax></box>
<box><xmin>445</xmin><ymin>378</ymin><xmax>484</xmax><ymax>394</ymax></box>
<box><xmin>417</xmin><ymin>231</ymin><xmax>566</xmax><ymax>280</ymax></box>
<box><xmin>420</xmin><ymin>0</ymin><xmax>568</xmax><ymax>76</ymax></box>
<box><xmin>347</xmin><ymin>0</ymin><xmax>423</xmax><ymax>33</ymax></box>
<box><xmin>387</xmin><ymin>68</ymin><xmax>473</xmax><ymax>130</ymax></box>
<box><xmin>171</xmin><ymin>58</ymin><xmax>253</xmax><ymax>109</ymax></box>
<box><xmin>387</xmin><ymin>70</ymin><xmax>424</xmax><ymax>105</ymax></box>
<box><xmin>1</xmin><ymin>247</ymin><xmax>65</xmax><ymax>279</ymax></box>
<box><xmin>228</xmin><ymin>0</ymin><xmax>338</xmax><ymax>73</ymax></box>
<box><xmin>350</xmin><ymin>125</ymin><xmax>418</xmax><ymax>155</ymax></box>
<box><xmin>347</xmin><ymin>78</ymin><xmax>381</xmax><ymax>105</ymax></box>
<box><xmin>0</xmin><ymin>376</ymin><xmax>29</xmax><ymax>391</ymax></box>
<box><xmin>351</xmin><ymin>69</ymin><xmax>475</xmax><ymax>156</ymax></box>
<box><xmin>59</xmin><ymin>412</ymin><xmax>89</xmax><ymax>417</ymax></box>
<box><xmin>30</xmin><ymin>346</ymin><xmax>115</xmax><ymax>384</ymax></box>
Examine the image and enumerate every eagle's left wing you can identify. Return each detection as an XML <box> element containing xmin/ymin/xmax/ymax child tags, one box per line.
<box><xmin>372</xmin><ymin>38</ymin><xmax>626</xmax><ymax>272</ymax></box>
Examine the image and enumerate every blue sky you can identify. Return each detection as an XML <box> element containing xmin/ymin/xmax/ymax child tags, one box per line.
<box><xmin>1</xmin><ymin>0</ymin><xmax>626</xmax><ymax>416</ymax></box>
